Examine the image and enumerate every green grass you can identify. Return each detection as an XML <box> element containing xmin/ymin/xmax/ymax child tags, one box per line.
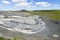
<box><xmin>0</xmin><ymin>37</ymin><xmax>26</xmax><ymax>40</ymax></box>
<box><xmin>28</xmin><ymin>10</ymin><xmax>60</xmax><ymax>20</ymax></box>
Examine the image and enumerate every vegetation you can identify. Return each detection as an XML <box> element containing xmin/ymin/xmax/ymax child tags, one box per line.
<box><xmin>0</xmin><ymin>37</ymin><xmax>26</xmax><ymax>40</ymax></box>
<box><xmin>16</xmin><ymin>10</ymin><xmax>60</xmax><ymax>20</ymax></box>
<box><xmin>28</xmin><ymin>10</ymin><xmax>60</xmax><ymax>20</ymax></box>
<box><xmin>0</xmin><ymin>37</ymin><xmax>11</xmax><ymax>40</ymax></box>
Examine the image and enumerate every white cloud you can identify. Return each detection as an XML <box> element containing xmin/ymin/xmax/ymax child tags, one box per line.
<box><xmin>16</xmin><ymin>2</ymin><xmax>30</xmax><ymax>7</ymax></box>
<box><xmin>28</xmin><ymin>5</ymin><xmax>35</xmax><ymax>8</ymax></box>
<box><xmin>12</xmin><ymin>0</ymin><xmax>29</xmax><ymax>7</ymax></box>
<box><xmin>12</xmin><ymin>0</ymin><xmax>25</xmax><ymax>3</ymax></box>
<box><xmin>12</xmin><ymin>0</ymin><xmax>35</xmax><ymax>10</ymax></box>
<box><xmin>13</xmin><ymin>0</ymin><xmax>34</xmax><ymax>8</ymax></box>
<box><xmin>36</xmin><ymin>1</ymin><xmax>52</xmax><ymax>7</ymax></box>
<box><xmin>2</xmin><ymin>1</ymin><xmax>11</xmax><ymax>4</ymax></box>
<box><xmin>53</xmin><ymin>5</ymin><xmax>59</xmax><ymax>6</ymax></box>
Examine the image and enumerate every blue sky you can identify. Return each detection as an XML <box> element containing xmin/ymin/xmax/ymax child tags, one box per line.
<box><xmin>0</xmin><ymin>0</ymin><xmax>60</xmax><ymax>10</ymax></box>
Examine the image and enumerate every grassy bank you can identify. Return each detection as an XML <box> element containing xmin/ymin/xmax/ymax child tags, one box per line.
<box><xmin>28</xmin><ymin>10</ymin><xmax>60</xmax><ymax>20</ymax></box>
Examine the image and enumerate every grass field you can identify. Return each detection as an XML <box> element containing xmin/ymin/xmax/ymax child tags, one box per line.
<box><xmin>28</xmin><ymin>10</ymin><xmax>60</xmax><ymax>20</ymax></box>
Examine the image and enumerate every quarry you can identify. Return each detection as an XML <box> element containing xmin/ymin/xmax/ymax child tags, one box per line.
<box><xmin>0</xmin><ymin>12</ymin><xmax>60</xmax><ymax>40</ymax></box>
<box><xmin>0</xmin><ymin>12</ymin><xmax>46</xmax><ymax>34</ymax></box>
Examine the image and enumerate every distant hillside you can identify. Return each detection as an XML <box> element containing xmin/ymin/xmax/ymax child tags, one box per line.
<box><xmin>29</xmin><ymin>10</ymin><xmax>60</xmax><ymax>20</ymax></box>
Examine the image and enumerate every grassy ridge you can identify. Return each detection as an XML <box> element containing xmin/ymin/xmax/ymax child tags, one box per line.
<box><xmin>29</xmin><ymin>10</ymin><xmax>60</xmax><ymax>20</ymax></box>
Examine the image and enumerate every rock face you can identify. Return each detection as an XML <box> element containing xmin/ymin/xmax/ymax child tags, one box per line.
<box><xmin>0</xmin><ymin>13</ymin><xmax>46</xmax><ymax>34</ymax></box>
<box><xmin>15</xmin><ymin>16</ymin><xmax>36</xmax><ymax>24</ymax></box>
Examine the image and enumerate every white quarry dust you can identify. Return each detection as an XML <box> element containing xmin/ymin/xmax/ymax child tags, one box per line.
<box><xmin>0</xmin><ymin>14</ymin><xmax>46</xmax><ymax>34</ymax></box>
